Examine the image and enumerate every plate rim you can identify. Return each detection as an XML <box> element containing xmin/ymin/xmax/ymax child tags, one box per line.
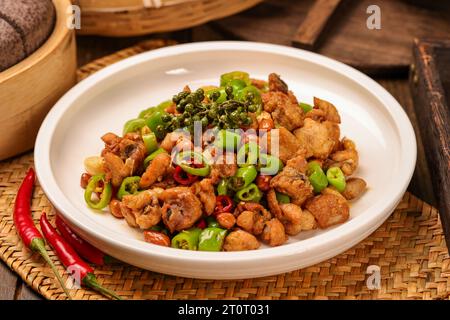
<box><xmin>34</xmin><ymin>41</ymin><xmax>417</xmax><ymax>268</ymax></box>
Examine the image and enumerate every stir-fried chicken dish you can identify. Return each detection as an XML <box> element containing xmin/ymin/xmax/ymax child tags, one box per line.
<box><xmin>81</xmin><ymin>71</ymin><xmax>367</xmax><ymax>252</ymax></box>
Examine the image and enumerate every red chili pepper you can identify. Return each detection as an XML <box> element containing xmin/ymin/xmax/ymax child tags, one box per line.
<box><xmin>13</xmin><ymin>168</ymin><xmax>72</xmax><ymax>299</ymax></box>
<box><xmin>173</xmin><ymin>165</ymin><xmax>198</xmax><ymax>185</ymax></box>
<box><xmin>56</xmin><ymin>215</ymin><xmax>114</xmax><ymax>265</ymax></box>
<box><xmin>40</xmin><ymin>213</ymin><xmax>122</xmax><ymax>300</ymax></box>
<box><xmin>214</xmin><ymin>195</ymin><xmax>234</xmax><ymax>214</ymax></box>
<box><xmin>196</xmin><ymin>219</ymin><xmax>207</xmax><ymax>229</ymax></box>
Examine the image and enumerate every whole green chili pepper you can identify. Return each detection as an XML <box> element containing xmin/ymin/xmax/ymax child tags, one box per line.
<box><xmin>143</xmin><ymin>148</ymin><xmax>168</xmax><ymax>168</ymax></box>
<box><xmin>229</xmin><ymin>166</ymin><xmax>257</xmax><ymax>191</ymax></box>
<box><xmin>275</xmin><ymin>192</ymin><xmax>290</xmax><ymax>204</ymax></box>
<box><xmin>217</xmin><ymin>179</ymin><xmax>229</xmax><ymax>196</ymax></box>
<box><xmin>307</xmin><ymin>161</ymin><xmax>328</xmax><ymax>193</ymax></box>
<box><xmin>142</xmin><ymin>132</ymin><xmax>158</xmax><ymax>154</ymax></box>
<box><xmin>175</xmin><ymin>151</ymin><xmax>210</xmax><ymax>177</ymax></box>
<box><xmin>220</xmin><ymin>71</ymin><xmax>251</xmax><ymax>87</ymax></box>
<box><xmin>171</xmin><ymin>227</ymin><xmax>202</xmax><ymax>250</ymax></box>
<box><xmin>123</xmin><ymin>118</ymin><xmax>146</xmax><ymax>135</ymax></box>
<box><xmin>214</xmin><ymin>129</ymin><xmax>241</xmax><ymax>151</ymax></box>
<box><xmin>117</xmin><ymin>176</ymin><xmax>140</xmax><ymax>200</ymax></box>
<box><xmin>237</xmin><ymin>142</ymin><xmax>259</xmax><ymax>167</ymax></box>
<box><xmin>206</xmin><ymin>216</ymin><xmax>220</xmax><ymax>228</ymax></box>
<box><xmin>198</xmin><ymin>227</ymin><xmax>227</xmax><ymax>251</ymax></box>
<box><xmin>235</xmin><ymin>183</ymin><xmax>262</xmax><ymax>202</ymax></box>
<box><xmin>258</xmin><ymin>153</ymin><xmax>284</xmax><ymax>175</ymax></box>
<box><xmin>326</xmin><ymin>167</ymin><xmax>346</xmax><ymax>193</ymax></box>
<box><xmin>299</xmin><ymin>102</ymin><xmax>313</xmax><ymax>113</ymax></box>
<box><xmin>84</xmin><ymin>174</ymin><xmax>112</xmax><ymax>210</ymax></box>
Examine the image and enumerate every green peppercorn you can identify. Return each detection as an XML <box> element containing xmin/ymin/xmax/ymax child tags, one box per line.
<box><xmin>248</xmin><ymin>104</ymin><xmax>257</xmax><ymax>113</ymax></box>
<box><xmin>201</xmin><ymin>117</ymin><xmax>209</xmax><ymax>127</ymax></box>
<box><xmin>162</xmin><ymin>114</ymin><xmax>172</xmax><ymax>122</ymax></box>
<box><xmin>172</xmin><ymin>94</ymin><xmax>181</xmax><ymax>104</ymax></box>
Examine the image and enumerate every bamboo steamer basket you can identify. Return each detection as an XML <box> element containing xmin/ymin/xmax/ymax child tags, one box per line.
<box><xmin>76</xmin><ymin>0</ymin><xmax>263</xmax><ymax>37</ymax></box>
<box><xmin>0</xmin><ymin>0</ymin><xmax>77</xmax><ymax>160</ymax></box>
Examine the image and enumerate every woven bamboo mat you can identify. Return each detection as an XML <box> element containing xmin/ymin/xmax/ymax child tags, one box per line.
<box><xmin>1</xmin><ymin>40</ymin><xmax>450</xmax><ymax>300</ymax></box>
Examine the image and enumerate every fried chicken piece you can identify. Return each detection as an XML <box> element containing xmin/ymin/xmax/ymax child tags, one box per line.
<box><xmin>159</xmin><ymin>187</ymin><xmax>202</xmax><ymax>233</ymax></box>
<box><xmin>313</xmin><ymin>97</ymin><xmax>341</xmax><ymax>123</ymax></box>
<box><xmin>279</xmin><ymin>203</ymin><xmax>317</xmax><ymax>235</ymax></box>
<box><xmin>103</xmin><ymin>152</ymin><xmax>133</xmax><ymax>187</ymax></box>
<box><xmin>223</xmin><ymin>229</ymin><xmax>260</xmax><ymax>251</ymax></box>
<box><xmin>328</xmin><ymin>138</ymin><xmax>359</xmax><ymax>176</ymax></box>
<box><xmin>234</xmin><ymin>202</ymin><xmax>272</xmax><ymax>236</ymax></box>
<box><xmin>262</xmin><ymin>91</ymin><xmax>304</xmax><ymax>131</ymax></box>
<box><xmin>306</xmin><ymin>193</ymin><xmax>350</xmax><ymax>228</ymax></box>
<box><xmin>139</xmin><ymin>153</ymin><xmax>172</xmax><ymax>189</ymax></box>
<box><xmin>262</xmin><ymin>127</ymin><xmax>302</xmax><ymax>163</ymax></box>
<box><xmin>268</xmin><ymin>73</ymin><xmax>288</xmax><ymax>93</ymax></box>
<box><xmin>342</xmin><ymin>177</ymin><xmax>367</xmax><ymax>200</ymax></box>
<box><xmin>260</xmin><ymin>218</ymin><xmax>287</xmax><ymax>246</ymax></box>
<box><xmin>210</xmin><ymin>152</ymin><xmax>238</xmax><ymax>183</ymax></box>
<box><xmin>120</xmin><ymin>190</ymin><xmax>162</xmax><ymax>229</ymax></box>
<box><xmin>191</xmin><ymin>178</ymin><xmax>216</xmax><ymax>215</ymax></box>
<box><xmin>294</xmin><ymin>118</ymin><xmax>339</xmax><ymax>159</ymax></box>
<box><xmin>270</xmin><ymin>153</ymin><xmax>313</xmax><ymax>206</ymax></box>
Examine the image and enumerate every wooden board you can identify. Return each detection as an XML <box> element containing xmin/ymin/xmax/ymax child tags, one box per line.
<box><xmin>210</xmin><ymin>0</ymin><xmax>450</xmax><ymax>75</ymax></box>
<box><xmin>410</xmin><ymin>38</ymin><xmax>450</xmax><ymax>248</ymax></box>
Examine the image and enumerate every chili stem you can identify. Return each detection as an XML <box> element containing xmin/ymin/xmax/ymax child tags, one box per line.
<box><xmin>32</xmin><ymin>239</ymin><xmax>72</xmax><ymax>300</ymax></box>
<box><xmin>84</xmin><ymin>274</ymin><xmax>123</xmax><ymax>300</ymax></box>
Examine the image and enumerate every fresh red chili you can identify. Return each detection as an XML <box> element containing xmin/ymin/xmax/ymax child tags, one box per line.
<box><xmin>13</xmin><ymin>168</ymin><xmax>72</xmax><ymax>299</ymax></box>
<box><xmin>173</xmin><ymin>165</ymin><xmax>198</xmax><ymax>185</ymax></box>
<box><xmin>55</xmin><ymin>215</ymin><xmax>114</xmax><ymax>265</ymax></box>
<box><xmin>40</xmin><ymin>213</ymin><xmax>122</xmax><ymax>300</ymax></box>
<box><xmin>214</xmin><ymin>195</ymin><xmax>234</xmax><ymax>214</ymax></box>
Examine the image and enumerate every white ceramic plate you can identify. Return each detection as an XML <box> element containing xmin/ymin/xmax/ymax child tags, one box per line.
<box><xmin>35</xmin><ymin>42</ymin><xmax>416</xmax><ymax>279</ymax></box>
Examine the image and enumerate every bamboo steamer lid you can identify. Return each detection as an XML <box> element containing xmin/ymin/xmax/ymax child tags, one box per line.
<box><xmin>0</xmin><ymin>0</ymin><xmax>77</xmax><ymax>160</ymax></box>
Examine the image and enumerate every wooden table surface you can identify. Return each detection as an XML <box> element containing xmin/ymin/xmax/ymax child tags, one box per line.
<box><xmin>0</xmin><ymin>20</ymin><xmax>438</xmax><ymax>299</ymax></box>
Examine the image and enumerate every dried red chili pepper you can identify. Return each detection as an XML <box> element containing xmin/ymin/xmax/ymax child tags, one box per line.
<box><xmin>40</xmin><ymin>213</ymin><xmax>122</xmax><ymax>300</ymax></box>
<box><xmin>214</xmin><ymin>195</ymin><xmax>234</xmax><ymax>214</ymax></box>
<box><xmin>13</xmin><ymin>168</ymin><xmax>72</xmax><ymax>299</ymax></box>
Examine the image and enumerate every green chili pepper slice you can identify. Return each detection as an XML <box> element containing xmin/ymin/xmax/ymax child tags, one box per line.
<box><xmin>206</xmin><ymin>216</ymin><xmax>220</xmax><ymax>228</ymax></box>
<box><xmin>217</xmin><ymin>179</ymin><xmax>229</xmax><ymax>196</ymax></box>
<box><xmin>206</xmin><ymin>87</ymin><xmax>227</xmax><ymax>103</ymax></box>
<box><xmin>84</xmin><ymin>174</ymin><xmax>112</xmax><ymax>210</ymax></box>
<box><xmin>229</xmin><ymin>79</ymin><xmax>247</xmax><ymax>92</ymax></box>
<box><xmin>326</xmin><ymin>167</ymin><xmax>346</xmax><ymax>193</ymax></box>
<box><xmin>276</xmin><ymin>192</ymin><xmax>290</xmax><ymax>204</ymax></box>
<box><xmin>229</xmin><ymin>166</ymin><xmax>257</xmax><ymax>191</ymax></box>
<box><xmin>237</xmin><ymin>85</ymin><xmax>262</xmax><ymax>105</ymax></box>
<box><xmin>258</xmin><ymin>153</ymin><xmax>284</xmax><ymax>175</ymax></box>
<box><xmin>123</xmin><ymin>118</ymin><xmax>146</xmax><ymax>135</ymax></box>
<box><xmin>214</xmin><ymin>129</ymin><xmax>242</xmax><ymax>151</ymax></box>
<box><xmin>138</xmin><ymin>100</ymin><xmax>173</xmax><ymax>119</ymax></box>
<box><xmin>307</xmin><ymin>161</ymin><xmax>328</xmax><ymax>193</ymax></box>
<box><xmin>237</xmin><ymin>142</ymin><xmax>259</xmax><ymax>167</ymax></box>
<box><xmin>117</xmin><ymin>176</ymin><xmax>140</xmax><ymax>201</ymax></box>
<box><xmin>198</xmin><ymin>227</ymin><xmax>227</xmax><ymax>252</ymax></box>
<box><xmin>145</xmin><ymin>110</ymin><xmax>169</xmax><ymax>139</ymax></box>
<box><xmin>171</xmin><ymin>227</ymin><xmax>202</xmax><ymax>250</ymax></box>
<box><xmin>299</xmin><ymin>102</ymin><xmax>313</xmax><ymax>113</ymax></box>
<box><xmin>143</xmin><ymin>148</ymin><xmax>168</xmax><ymax>168</ymax></box>
<box><xmin>142</xmin><ymin>132</ymin><xmax>158</xmax><ymax>154</ymax></box>
<box><xmin>220</xmin><ymin>71</ymin><xmax>251</xmax><ymax>87</ymax></box>
<box><xmin>175</xmin><ymin>151</ymin><xmax>210</xmax><ymax>177</ymax></box>
<box><xmin>235</xmin><ymin>183</ymin><xmax>262</xmax><ymax>203</ymax></box>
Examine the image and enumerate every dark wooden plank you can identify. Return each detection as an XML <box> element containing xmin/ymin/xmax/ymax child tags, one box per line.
<box><xmin>211</xmin><ymin>0</ymin><xmax>450</xmax><ymax>76</ymax></box>
<box><xmin>410</xmin><ymin>38</ymin><xmax>450</xmax><ymax>248</ymax></box>
<box><xmin>0</xmin><ymin>261</ymin><xmax>18</xmax><ymax>300</ymax></box>
<box><xmin>292</xmin><ymin>0</ymin><xmax>343</xmax><ymax>50</ymax></box>
<box><xmin>15</xmin><ymin>282</ymin><xmax>42</xmax><ymax>300</ymax></box>
<box><xmin>377</xmin><ymin>78</ymin><xmax>436</xmax><ymax>206</ymax></box>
